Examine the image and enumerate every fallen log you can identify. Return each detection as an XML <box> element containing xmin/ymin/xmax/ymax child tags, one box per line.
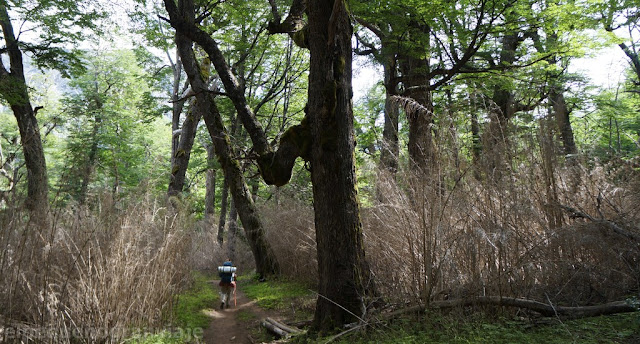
<box><xmin>262</xmin><ymin>319</ymin><xmax>289</xmax><ymax>337</ymax></box>
<box><xmin>385</xmin><ymin>297</ymin><xmax>638</xmax><ymax>319</ymax></box>
<box><xmin>261</xmin><ymin>317</ymin><xmax>302</xmax><ymax>338</ymax></box>
<box><xmin>265</xmin><ymin>317</ymin><xmax>301</xmax><ymax>334</ymax></box>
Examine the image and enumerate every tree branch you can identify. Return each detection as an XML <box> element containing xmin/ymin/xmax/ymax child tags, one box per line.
<box><xmin>267</xmin><ymin>0</ymin><xmax>306</xmax><ymax>34</ymax></box>
<box><xmin>161</xmin><ymin>0</ymin><xmax>271</xmax><ymax>156</ymax></box>
<box><xmin>162</xmin><ymin>0</ymin><xmax>310</xmax><ymax>186</ymax></box>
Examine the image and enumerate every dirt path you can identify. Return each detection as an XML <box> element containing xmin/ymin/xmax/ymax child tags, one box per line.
<box><xmin>202</xmin><ymin>280</ymin><xmax>278</xmax><ymax>344</ymax></box>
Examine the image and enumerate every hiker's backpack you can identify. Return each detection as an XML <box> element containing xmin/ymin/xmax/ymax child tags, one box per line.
<box><xmin>218</xmin><ymin>264</ymin><xmax>236</xmax><ymax>284</ymax></box>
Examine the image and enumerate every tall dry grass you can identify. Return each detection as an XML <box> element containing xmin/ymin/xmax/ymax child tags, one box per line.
<box><xmin>0</xmin><ymin>192</ymin><xmax>197</xmax><ymax>343</ymax></box>
<box><xmin>261</xmin><ymin>199</ymin><xmax>317</xmax><ymax>284</ymax></box>
<box><xmin>364</xmin><ymin>162</ymin><xmax>640</xmax><ymax>308</ymax></box>
<box><xmin>358</xmin><ymin>115</ymin><xmax>640</xmax><ymax>308</ymax></box>
<box><xmin>256</xmin><ymin>117</ymin><xmax>640</xmax><ymax>314</ymax></box>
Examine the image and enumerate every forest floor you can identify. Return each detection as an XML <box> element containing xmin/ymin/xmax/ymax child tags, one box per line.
<box><xmin>190</xmin><ymin>276</ymin><xmax>639</xmax><ymax>344</ymax></box>
<box><xmin>201</xmin><ymin>280</ymin><xmax>286</xmax><ymax>344</ymax></box>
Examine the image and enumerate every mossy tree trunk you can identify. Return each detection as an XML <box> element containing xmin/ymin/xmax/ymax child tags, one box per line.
<box><xmin>307</xmin><ymin>0</ymin><xmax>374</xmax><ymax>331</ymax></box>
<box><xmin>226</xmin><ymin>199</ymin><xmax>238</xmax><ymax>261</ymax></box>
<box><xmin>0</xmin><ymin>5</ymin><xmax>48</xmax><ymax>217</ymax></box>
<box><xmin>168</xmin><ymin>105</ymin><xmax>202</xmax><ymax>197</ymax></box>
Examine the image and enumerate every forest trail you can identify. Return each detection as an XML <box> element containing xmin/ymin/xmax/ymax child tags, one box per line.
<box><xmin>202</xmin><ymin>280</ymin><xmax>278</xmax><ymax>344</ymax></box>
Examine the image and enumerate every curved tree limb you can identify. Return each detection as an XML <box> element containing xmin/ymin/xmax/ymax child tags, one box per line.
<box><xmin>161</xmin><ymin>0</ymin><xmax>310</xmax><ymax>186</ymax></box>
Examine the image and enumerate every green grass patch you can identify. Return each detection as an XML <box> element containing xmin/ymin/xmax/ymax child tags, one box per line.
<box><xmin>242</xmin><ymin>275</ymin><xmax>314</xmax><ymax>311</ymax></box>
<box><xmin>173</xmin><ymin>271</ymin><xmax>218</xmax><ymax>330</ymax></box>
<box><xmin>126</xmin><ymin>272</ymin><xmax>215</xmax><ymax>343</ymax></box>
<box><xmin>299</xmin><ymin>311</ymin><xmax>640</xmax><ymax>344</ymax></box>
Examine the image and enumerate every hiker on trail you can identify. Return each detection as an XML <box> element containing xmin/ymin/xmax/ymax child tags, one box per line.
<box><xmin>218</xmin><ymin>259</ymin><xmax>236</xmax><ymax>310</ymax></box>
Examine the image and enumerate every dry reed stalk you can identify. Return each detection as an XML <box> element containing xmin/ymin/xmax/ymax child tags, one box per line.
<box><xmin>0</xmin><ymin>194</ymin><xmax>198</xmax><ymax>343</ymax></box>
<box><xmin>359</xmin><ymin>146</ymin><xmax>639</xmax><ymax>310</ymax></box>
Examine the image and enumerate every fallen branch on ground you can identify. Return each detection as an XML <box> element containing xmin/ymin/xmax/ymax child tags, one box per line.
<box><xmin>261</xmin><ymin>317</ymin><xmax>302</xmax><ymax>338</ymax></box>
<box><xmin>385</xmin><ymin>297</ymin><xmax>638</xmax><ymax>319</ymax></box>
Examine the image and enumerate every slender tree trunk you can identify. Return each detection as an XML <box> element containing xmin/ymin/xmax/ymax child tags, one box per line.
<box><xmin>308</xmin><ymin>0</ymin><xmax>375</xmax><ymax>330</ymax></box>
<box><xmin>217</xmin><ymin>173</ymin><xmax>229</xmax><ymax>244</ymax></box>
<box><xmin>111</xmin><ymin>146</ymin><xmax>120</xmax><ymax>197</ymax></box>
<box><xmin>484</xmin><ymin>32</ymin><xmax>519</xmax><ymax>176</ymax></box>
<box><xmin>226</xmin><ymin>199</ymin><xmax>238</xmax><ymax>261</ymax></box>
<box><xmin>168</xmin><ymin>104</ymin><xmax>202</xmax><ymax>197</ymax></box>
<box><xmin>539</xmin><ymin>116</ymin><xmax>563</xmax><ymax>229</ymax></box>
<box><xmin>467</xmin><ymin>84</ymin><xmax>482</xmax><ymax>163</ymax></box>
<box><xmin>0</xmin><ymin>5</ymin><xmax>48</xmax><ymax>216</ymax></box>
<box><xmin>79</xmin><ymin>114</ymin><xmax>101</xmax><ymax>205</ymax></box>
<box><xmin>550</xmin><ymin>88</ymin><xmax>577</xmax><ymax>157</ymax></box>
<box><xmin>470</xmin><ymin>109</ymin><xmax>481</xmax><ymax>163</ymax></box>
<box><xmin>78</xmin><ymin>83</ymin><xmax>104</xmax><ymax>204</ymax></box>
<box><xmin>171</xmin><ymin>55</ymin><xmax>185</xmax><ymax>167</ymax></box>
<box><xmin>204</xmin><ymin>142</ymin><xmax>216</xmax><ymax>221</ymax></box>
<box><xmin>172</xmin><ymin>0</ymin><xmax>279</xmax><ymax>276</ymax></box>
<box><xmin>380</xmin><ymin>58</ymin><xmax>399</xmax><ymax>174</ymax></box>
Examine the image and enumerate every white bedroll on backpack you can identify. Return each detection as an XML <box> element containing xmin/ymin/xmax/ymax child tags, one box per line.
<box><xmin>218</xmin><ymin>266</ymin><xmax>237</xmax><ymax>273</ymax></box>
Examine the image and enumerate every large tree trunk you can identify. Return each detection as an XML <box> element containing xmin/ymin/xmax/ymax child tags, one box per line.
<box><xmin>0</xmin><ymin>5</ymin><xmax>48</xmax><ymax>216</ymax></box>
<box><xmin>168</xmin><ymin>104</ymin><xmax>202</xmax><ymax>197</ymax></box>
<box><xmin>397</xmin><ymin>20</ymin><xmax>434</xmax><ymax>174</ymax></box>
<box><xmin>172</xmin><ymin>0</ymin><xmax>279</xmax><ymax>277</ymax></box>
<box><xmin>308</xmin><ymin>0</ymin><xmax>374</xmax><ymax>330</ymax></box>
